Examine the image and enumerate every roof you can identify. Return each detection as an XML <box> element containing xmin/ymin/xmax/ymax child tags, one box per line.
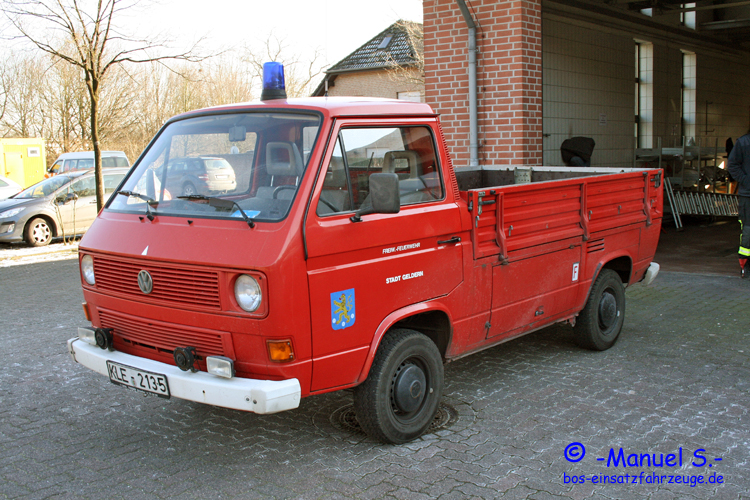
<box><xmin>172</xmin><ymin>97</ymin><xmax>436</xmax><ymax>122</ymax></box>
<box><xmin>54</xmin><ymin>151</ymin><xmax>128</xmax><ymax>160</ymax></box>
<box><xmin>326</xmin><ymin>20</ymin><xmax>422</xmax><ymax>75</ymax></box>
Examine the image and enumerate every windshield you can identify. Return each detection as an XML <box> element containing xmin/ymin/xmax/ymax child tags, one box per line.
<box><xmin>108</xmin><ymin>112</ymin><xmax>322</xmax><ymax>222</ymax></box>
<box><xmin>15</xmin><ymin>175</ymin><xmax>74</xmax><ymax>199</ymax></box>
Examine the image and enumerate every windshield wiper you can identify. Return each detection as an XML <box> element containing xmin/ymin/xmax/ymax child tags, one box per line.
<box><xmin>177</xmin><ymin>194</ymin><xmax>255</xmax><ymax>228</ymax></box>
<box><xmin>117</xmin><ymin>190</ymin><xmax>158</xmax><ymax>221</ymax></box>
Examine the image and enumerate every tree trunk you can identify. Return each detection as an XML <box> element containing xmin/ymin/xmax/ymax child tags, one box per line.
<box><xmin>88</xmin><ymin>72</ymin><xmax>104</xmax><ymax>211</ymax></box>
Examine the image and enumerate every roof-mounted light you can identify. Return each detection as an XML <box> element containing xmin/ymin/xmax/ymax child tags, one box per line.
<box><xmin>261</xmin><ymin>62</ymin><xmax>287</xmax><ymax>101</ymax></box>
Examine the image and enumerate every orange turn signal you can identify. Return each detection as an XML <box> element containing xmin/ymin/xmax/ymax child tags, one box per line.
<box><xmin>267</xmin><ymin>340</ymin><xmax>294</xmax><ymax>363</ymax></box>
<box><xmin>82</xmin><ymin>302</ymin><xmax>91</xmax><ymax>322</ymax></box>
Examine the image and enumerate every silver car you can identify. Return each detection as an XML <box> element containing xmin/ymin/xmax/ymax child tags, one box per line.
<box><xmin>0</xmin><ymin>176</ymin><xmax>22</xmax><ymax>200</ymax></box>
<box><xmin>0</xmin><ymin>168</ymin><xmax>127</xmax><ymax>246</ymax></box>
<box><xmin>163</xmin><ymin>157</ymin><xmax>237</xmax><ymax>196</ymax></box>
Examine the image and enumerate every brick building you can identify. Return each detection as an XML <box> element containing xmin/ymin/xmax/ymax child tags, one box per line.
<box><xmin>424</xmin><ymin>0</ymin><xmax>750</xmax><ymax>169</ymax></box>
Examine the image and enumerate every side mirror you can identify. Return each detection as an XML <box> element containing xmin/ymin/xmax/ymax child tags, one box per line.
<box><xmin>57</xmin><ymin>192</ymin><xmax>78</xmax><ymax>205</ymax></box>
<box><xmin>229</xmin><ymin>126</ymin><xmax>247</xmax><ymax>142</ymax></box>
<box><xmin>350</xmin><ymin>173</ymin><xmax>400</xmax><ymax>222</ymax></box>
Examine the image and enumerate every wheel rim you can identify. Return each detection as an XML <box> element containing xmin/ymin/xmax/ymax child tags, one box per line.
<box><xmin>598</xmin><ymin>289</ymin><xmax>618</xmax><ymax>332</ymax></box>
<box><xmin>390</xmin><ymin>359</ymin><xmax>429</xmax><ymax>419</ymax></box>
<box><xmin>392</xmin><ymin>363</ymin><xmax>426</xmax><ymax>413</ymax></box>
<box><xmin>32</xmin><ymin>222</ymin><xmax>50</xmax><ymax>243</ymax></box>
<box><xmin>183</xmin><ymin>184</ymin><xmax>196</xmax><ymax>196</ymax></box>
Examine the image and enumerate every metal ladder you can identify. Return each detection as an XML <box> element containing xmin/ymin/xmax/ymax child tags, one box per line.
<box><xmin>665</xmin><ymin>178</ymin><xmax>739</xmax><ymax>229</ymax></box>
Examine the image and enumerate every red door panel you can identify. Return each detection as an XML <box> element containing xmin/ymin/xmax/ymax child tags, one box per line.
<box><xmin>488</xmin><ymin>245</ymin><xmax>582</xmax><ymax>339</ymax></box>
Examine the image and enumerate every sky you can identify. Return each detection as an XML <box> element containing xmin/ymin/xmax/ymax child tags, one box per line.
<box><xmin>130</xmin><ymin>0</ymin><xmax>424</xmax><ymax>71</ymax></box>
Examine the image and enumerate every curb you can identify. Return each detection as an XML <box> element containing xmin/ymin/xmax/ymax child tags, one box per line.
<box><xmin>0</xmin><ymin>243</ymin><xmax>80</xmax><ymax>267</ymax></box>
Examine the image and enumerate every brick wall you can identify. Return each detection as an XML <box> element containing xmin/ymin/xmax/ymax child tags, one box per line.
<box><xmin>424</xmin><ymin>0</ymin><xmax>543</xmax><ymax>168</ymax></box>
<box><xmin>326</xmin><ymin>68</ymin><xmax>424</xmax><ymax>100</ymax></box>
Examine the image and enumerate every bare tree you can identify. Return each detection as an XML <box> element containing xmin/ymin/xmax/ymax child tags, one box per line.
<box><xmin>2</xmin><ymin>0</ymin><xmax>203</xmax><ymax>210</ymax></box>
<box><xmin>0</xmin><ymin>53</ymin><xmax>44</xmax><ymax>138</ymax></box>
<box><xmin>39</xmin><ymin>51</ymin><xmax>88</xmax><ymax>156</ymax></box>
<box><xmin>203</xmin><ymin>56</ymin><xmax>255</xmax><ymax>106</ymax></box>
<box><xmin>243</xmin><ymin>34</ymin><xmax>324</xmax><ymax>98</ymax></box>
<box><xmin>384</xmin><ymin>20</ymin><xmax>424</xmax><ymax>95</ymax></box>
<box><xmin>0</xmin><ymin>59</ymin><xmax>9</xmax><ymax>126</ymax></box>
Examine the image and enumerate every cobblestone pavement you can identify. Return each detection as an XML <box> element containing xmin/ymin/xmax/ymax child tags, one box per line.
<box><xmin>1</xmin><ymin>260</ymin><xmax>749</xmax><ymax>499</ymax></box>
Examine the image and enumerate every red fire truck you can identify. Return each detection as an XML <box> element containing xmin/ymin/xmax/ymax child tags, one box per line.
<box><xmin>68</xmin><ymin>64</ymin><xmax>661</xmax><ymax>444</ymax></box>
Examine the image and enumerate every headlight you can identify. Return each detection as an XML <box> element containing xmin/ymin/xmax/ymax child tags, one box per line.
<box><xmin>0</xmin><ymin>207</ymin><xmax>25</xmax><ymax>218</ymax></box>
<box><xmin>234</xmin><ymin>274</ymin><xmax>261</xmax><ymax>312</ymax></box>
<box><xmin>81</xmin><ymin>254</ymin><xmax>95</xmax><ymax>285</ymax></box>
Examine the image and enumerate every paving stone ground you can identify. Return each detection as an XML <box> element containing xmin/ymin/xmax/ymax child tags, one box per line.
<box><xmin>1</xmin><ymin>260</ymin><xmax>749</xmax><ymax>499</ymax></box>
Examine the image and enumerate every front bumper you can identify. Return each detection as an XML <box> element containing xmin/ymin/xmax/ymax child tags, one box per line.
<box><xmin>67</xmin><ymin>334</ymin><xmax>301</xmax><ymax>414</ymax></box>
<box><xmin>0</xmin><ymin>220</ymin><xmax>23</xmax><ymax>242</ymax></box>
<box><xmin>640</xmin><ymin>262</ymin><xmax>660</xmax><ymax>286</ymax></box>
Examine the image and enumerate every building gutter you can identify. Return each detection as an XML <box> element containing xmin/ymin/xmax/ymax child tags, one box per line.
<box><xmin>456</xmin><ymin>0</ymin><xmax>479</xmax><ymax>168</ymax></box>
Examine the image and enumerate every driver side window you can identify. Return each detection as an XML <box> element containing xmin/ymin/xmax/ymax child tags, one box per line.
<box><xmin>316</xmin><ymin>139</ymin><xmax>352</xmax><ymax>215</ymax></box>
<box><xmin>316</xmin><ymin>126</ymin><xmax>444</xmax><ymax>216</ymax></box>
<box><xmin>69</xmin><ymin>176</ymin><xmax>96</xmax><ymax>198</ymax></box>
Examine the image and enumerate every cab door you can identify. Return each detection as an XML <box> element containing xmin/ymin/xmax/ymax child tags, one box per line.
<box><xmin>305</xmin><ymin>121</ymin><xmax>463</xmax><ymax>392</ymax></box>
<box><xmin>55</xmin><ymin>175</ymin><xmax>98</xmax><ymax>233</ymax></box>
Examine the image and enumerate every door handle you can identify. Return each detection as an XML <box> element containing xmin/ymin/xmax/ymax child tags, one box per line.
<box><xmin>437</xmin><ymin>236</ymin><xmax>461</xmax><ymax>245</ymax></box>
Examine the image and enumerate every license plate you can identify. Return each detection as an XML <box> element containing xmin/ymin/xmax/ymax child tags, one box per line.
<box><xmin>107</xmin><ymin>361</ymin><xmax>170</xmax><ymax>398</ymax></box>
<box><xmin>215</xmin><ymin>175</ymin><xmax>229</xmax><ymax>179</ymax></box>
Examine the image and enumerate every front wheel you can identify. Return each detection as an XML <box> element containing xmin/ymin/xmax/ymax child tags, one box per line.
<box><xmin>354</xmin><ymin>329</ymin><xmax>444</xmax><ymax>444</ymax></box>
<box><xmin>574</xmin><ymin>269</ymin><xmax>626</xmax><ymax>350</ymax></box>
<box><xmin>25</xmin><ymin>217</ymin><xmax>52</xmax><ymax>247</ymax></box>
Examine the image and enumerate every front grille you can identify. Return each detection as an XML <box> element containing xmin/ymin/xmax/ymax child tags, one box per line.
<box><xmin>99</xmin><ymin>309</ymin><xmax>234</xmax><ymax>358</ymax></box>
<box><xmin>93</xmin><ymin>256</ymin><xmax>221</xmax><ymax>311</ymax></box>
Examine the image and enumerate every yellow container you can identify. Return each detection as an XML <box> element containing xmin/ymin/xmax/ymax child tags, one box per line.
<box><xmin>1</xmin><ymin>138</ymin><xmax>47</xmax><ymax>188</ymax></box>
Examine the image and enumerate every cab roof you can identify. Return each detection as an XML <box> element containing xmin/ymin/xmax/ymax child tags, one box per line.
<box><xmin>171</xmin><ymin>97</ymin><xmax>437</xmax><ymax>121</ymax></box>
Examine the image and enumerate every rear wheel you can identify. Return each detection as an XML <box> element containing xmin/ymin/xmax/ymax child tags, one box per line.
<box><xmin>25</xmin><ymin>218</ymin><xmax>52</xmax><ymax>247</ymax></box>
<box><xmin>354</xmin><ymin>329</ymin><xmax>443</xmax><ymax>444</ymax></box>
<box><xmin>182</xmin><ymin>182</ymin><xmax>196</xmax><ymax>196</ymax></box>
<box><xmin>574</xmin><ymin>269</ymin><xmax>625</xmax><ymax>350</ymax></box>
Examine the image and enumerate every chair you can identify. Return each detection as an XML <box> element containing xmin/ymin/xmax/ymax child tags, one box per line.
<box><xmin>257</xmin><ymin>142</ymin><xmax>303</xmax><ymax>199</ymax></box>
<box><xmin>382</xmin><ymin>150</ymin><xmax>431</xmax><ymax>203</ymax></box>
<box><xmin>318</xmin><ymin>156</ymin><xmax>351</xmax><ymax>214</ymax></box>
<box><xmin>561</xmin><ymin>137</ymin><xmax>595</xmax><ymax>167</ymax></box>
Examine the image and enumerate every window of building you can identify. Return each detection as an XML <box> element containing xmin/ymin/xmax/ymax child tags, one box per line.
<box><xmin>635</xmin><ymin>40</ymin><xmax>654</xmax><ymax>149</ymax></box>
<box><xmin>397</xmin><ymin>91</ymin><xmax>423</xmax><ymax>103</ymax></box>
<box><xmin>681</xmin><ymin>3</ymin><xmax>696</xmax><ymax>30</ymax></box>
<box><xmin>682</xmin><ymin>51</ymin><xmax>696</xmax><ymax>142</ymax></box>
<box><xmin>378</xmin><ymin>36</ymin><xmax>393</xmax><ymax>49</ymax></box>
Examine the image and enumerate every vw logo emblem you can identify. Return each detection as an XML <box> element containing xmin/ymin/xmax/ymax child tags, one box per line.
<box><xmin>137</xmin><ymin>270</ymin><xmax>153</xmax><ymax>294</ymax></box>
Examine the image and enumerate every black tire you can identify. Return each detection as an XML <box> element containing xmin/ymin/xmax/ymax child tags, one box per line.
<box><xmin>354</xmin><ymin>329</ymin><xmax>444</xmax><ymax>444</ymax></box>
<box><xmin>25</xmin><ymin>217</ymin><xmax>52</xmax><ymax>247</ymax></box>
<box><xmin>574</xmin><ymin>269</ymin><xmax>626</xmax><ymax>350</ymax></box>
<box><xmin>182</xmin><ymin>182</ymin><xmax>197</xmax><ymax>196</ymax></box>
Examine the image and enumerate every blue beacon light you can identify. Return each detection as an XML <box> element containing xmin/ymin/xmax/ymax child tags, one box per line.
<box><xmin>261</xmin><ymin>62</ymin><xmax>287</xmax><ymax>101</ymax></box>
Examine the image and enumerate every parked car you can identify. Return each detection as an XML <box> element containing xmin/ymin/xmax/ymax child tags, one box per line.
<box><xmin>0</xmin><ymin>168</ymin><xmax>127</xmax><ymax>246</ymax></box>
<box><xmin>162</xmin><ymin>156</ymin><xmax>237</xmax><ymax>196</ymax></box>
<box><xmin>0</xmin><ymin>175</ymin><xmax>22</xmax><ymax>200</ymax></box>
<box><xmin>46</xmin><ymin>151</ymin><xmax>130</xmax><ymax>177</ymax></box>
